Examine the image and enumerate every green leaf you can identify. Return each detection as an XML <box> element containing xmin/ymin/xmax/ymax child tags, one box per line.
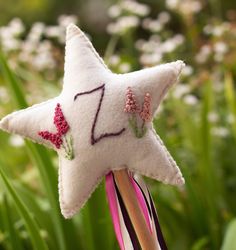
<box><xmin>81</xmin><ymin>183</ymin><xmax>114</xmax><ymax>250</ymax></box>
<box><xmin>221</xmin><ymin>219</ymin><xmax>236</xmax><ymax>250</ymax></box>
<box><xmin>0</xmin><ymin>53</ymin><xmax>27</xmax><ymax>109</ymax></box>
<box><xmin>191</xmin><ymin>237</ymin><xmax>208</xmax><ymax>250</ymax></box>
<box><xmin>2</xmin><ymin>194</ymin><xmax>24</xmax><ymax>250</ymax></box>
<box><xmin>0</xmin><ymin>168</ymin><xmax>48</xmax><ymax>250</ymax></box>
<box><xmin>224</xmin><ymin>72</ymin><xmax>236</xmax><ymax>139</ymax></box>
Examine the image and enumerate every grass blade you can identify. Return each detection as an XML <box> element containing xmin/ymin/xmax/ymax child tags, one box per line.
<box><xmin>0</xmin><ymin>53</ymin><xmax>27</xmax><ymax>109</ymax></box>
<box><xmin>0</xmin><ymin>168</ymin><xmax>48</xmax><ymax>250</ymax></box>
<box><xmin>224</xmin><ymin>72</ymin><xmax>236</xmax><ymax>139</ymax></box>
<box><xmin>221</xmin><ymin>219</ymin><xmax>236</xmax><ymax>250</ymax></box>
<box><xmin>2</xmin><ymin>194</ymin><xmax>24</xmax><ymax>250</ymax></box>
<box><xmin>81</xmin><ymin>183</ymin><xmax>114</xmax><ymax>250</ymax></box>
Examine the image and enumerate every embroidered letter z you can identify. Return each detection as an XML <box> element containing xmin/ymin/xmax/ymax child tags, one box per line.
<box><xmin>74</xmin><ymin>84</ymin><xmax>125</xmax><ymax>145</ymax></box>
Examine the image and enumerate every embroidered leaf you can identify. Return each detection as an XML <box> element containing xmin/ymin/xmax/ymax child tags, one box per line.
<box><xmin>62</xmin><ymin>135</ymin><xmax>74</xmax><ymax>160</ymax></box>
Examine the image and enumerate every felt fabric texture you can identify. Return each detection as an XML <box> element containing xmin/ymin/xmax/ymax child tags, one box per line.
<box><xmin>0</xmin><ymin>24</ymin><xmax>185</xmax><ymax>219</ymax></box>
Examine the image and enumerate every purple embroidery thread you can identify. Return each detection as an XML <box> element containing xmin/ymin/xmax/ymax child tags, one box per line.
<box><xmin>74</xmin><ymin>84</ymin><xmax>125</xmax><ymax>145</ymax></box>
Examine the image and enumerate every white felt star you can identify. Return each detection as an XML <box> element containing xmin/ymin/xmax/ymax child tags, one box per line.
<box><xmin>0</xmin><ymin>24</ymin><xmax>185</xmax><ymax>218</ymax></box>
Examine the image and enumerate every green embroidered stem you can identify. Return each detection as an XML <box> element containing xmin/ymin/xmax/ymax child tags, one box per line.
<box><xmin>138</xmin><ymin>125</ymin><xmax>147</xmax><ymax>138</ymax></box>
<box><xmin>61</xmin><ymin>134</ymin><xmax>74</xmax><ymax>160</ymax></box>
<box><xmin>124</xmin><ymin>87</ymin><xmax>151</xmax><ymax>139</ymax></box>
<box><xmin>128</xmin><ymin>114</ymin><xmax>147</xmax><ymax>138</ymax></box>
<box><xmin>139</xmin><ymin>120</ymin><xmax>147</xmax><ymax>138</ymax></box>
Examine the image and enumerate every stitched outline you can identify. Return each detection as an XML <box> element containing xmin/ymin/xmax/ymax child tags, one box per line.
<box><xmin>74</xmin><ymin>84</ymin><xmax>125</xmax><ymax>145</ymax></box>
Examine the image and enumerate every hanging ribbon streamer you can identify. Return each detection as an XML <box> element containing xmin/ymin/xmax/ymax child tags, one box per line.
<box><xmin>105</xmin><ymin>171</ymin><xmax>168</xmax><ymax>250</ymax></box>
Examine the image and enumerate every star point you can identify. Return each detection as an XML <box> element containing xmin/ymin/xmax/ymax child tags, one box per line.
<box><xmin>66</xmin><ymin>23</ymin><xmax>81</xmax><ymax>41</ymax></box>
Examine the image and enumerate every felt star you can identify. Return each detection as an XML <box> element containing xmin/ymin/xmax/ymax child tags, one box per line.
<box><xmin>0</xmin><ymin>24</ymin><xmax>185</xmax><ymax>218</ymax></box>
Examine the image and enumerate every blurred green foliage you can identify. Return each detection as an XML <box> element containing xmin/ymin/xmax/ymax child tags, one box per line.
<box><xmin>0</xmin><ymin>0</ymin><xmax>236</xmax><ymax>249</ymax></box>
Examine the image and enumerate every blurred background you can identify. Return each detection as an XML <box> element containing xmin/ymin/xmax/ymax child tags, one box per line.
<box><xmin>0</xmin><ymin>0</ymin><xmax>236</xmax><ymax>249</ymax></box>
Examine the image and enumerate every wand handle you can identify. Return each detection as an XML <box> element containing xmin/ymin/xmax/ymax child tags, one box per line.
<box><xmin>113</xmin><ymin>169</ymin><xmax>159</xmax><ymax>250</ymax></box>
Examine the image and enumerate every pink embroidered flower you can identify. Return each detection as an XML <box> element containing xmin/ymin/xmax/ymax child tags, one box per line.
<box><xmin>124</xmin><ymin>87</ymin><xmax>139</xmax><ymax>113</ymax></box>
<box><xmin>38</xmin><ymin>103</ymin><xmax>74</xmax><ymax>159</ymax></box>
<box><xmin>139</xmin><ymin>93</ymin><xmax>152</xmax><ymax>122</ymax></box>
<box><xmin>38</xmin><ymin>131</ymin><xmax>62</xmax><ymax>149</ymax></box>
<box><xmin>54</xmin><ymin>103</ymin><xmax>69</xmax><ymax>135</ymax></box>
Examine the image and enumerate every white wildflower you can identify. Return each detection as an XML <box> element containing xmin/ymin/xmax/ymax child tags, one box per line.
<box><xmin>142</xmin><ymin>18</ymin><xmax>151</xmax><ymax>29</ymax></box>
<box><xmin>135</xmin><ymin>39</ymin><xmax>145</xmax><ymax>50</ymax></box>
<box><xmin>106</xmin><ymin>23</ymin><xmax>119</xmax><ymax>34</ymax></box>
<box><xmin>39</xmin><ymin>40</ymin><xmax>52</xmax><ymax>52</ymax></box>
<box><xmin>227</xmin><ymin>114</ymin><xmax>235</xmax><ymax>124</ymax></box>
<box><xmin>8</xmin><ymin>18</ymin><xmax>25</xmax><ymax>36</ymax></box>
<box><xmin>212</xmin><ymin>26</ymin><xmax>225</xmax><ymax>37</ymax></box>
<box><xmin>173</xmin><ymin>34</ymin><xmax>185</xmax><ymax>45</ymax></box>
<box><xmin>142</xmin><ymin>40</ymin><xmax>160</xmax><ymax>53</ymax></box>
<box><xmin>108</xmin><ymin>5</ymin><xmax>122</xmax><ymax>18</ymax></box>
<box><xmin>185</xmin><ymin>1</ymin><xmax>202</xmax><ymax>13</ymax></box>
<box><xmin>58</xmin><ymin>15</ymin><xmax>78</xmax><ymax>28</ymax></box>
<box><xmin>183</xmin><ymin>94</ymin><xmax>198</xmax><ymax>105</ymax></box>
<box><xmin>214</xmin><ymin>42</ymin><xmax>228</xmax><ymax>55</ymax></box>
<box><xmin>158</xmin><ymin>11</ymin><xmax>171</xmax><ymax>24</ymax></box>
<box><xmin>149</xmin><ymin>20</ymin><xmax>163</xmax><ymax>32</ymax></box>
<box><xmin>108</xmin><ymin>55</ymin><xmax>120</xmax><ymax>66</ymax></box>
<box><xmin>0</xmin><ymin>86</ymin><xmax>9</xmax><ymax>103</ymax></box>
<box><xmin>201</xmin><ymin>45</ymin><xmax>212</xmax><ymax>55</ymax></box>
<box><xmin>18</xmin><ymin>51</ymin><xmax>32</xmax><ymax>63</ymax></box>
<box><xmin>30</xmin><ymin>22</ymin><xmax>45</xmax><ymax>35</ymax></box>
<box><xmin>142</xmin><ymin>18</ymin><xmax>163</xmax><ymax>32</ymax></box>
<box><xmin>204</xmin><ymin>22</ymin><xmax>230</xmax><ymax>37</ymax></box>
<box><xmin>162</xmin><ymin>39</ymin><xmax>177</xmax><ymax>53</ymax></box>
<box><xmin>33</xmin><ymin>53</ymin><xmax>55</xmax><ymax>71</ymax></box>
<box><xmin>203</xmin><ymin>24</ymin><xmax>213</xmax><ymax>35</ymax></box>
<box><xmin>212</xmin><ymin>127</ymin><xmax>229</xmax><ymax>137</ymax></box>
<box><xmin>182</xmin><ymin>65</ymin><xmax>193</xmax><ymax>76</ymax></box>
<box><xmin>166</xmin><ymin>0</ymin><xmax>179</xmax><ymax>9</ymax></box>
<box><xmin>172</xmin><ymin>84</ymin><xmax>191</xmax><ymax>98</ymax></box>
<box><xmin>0</xmin><ymin>27</ymin><xmax>12</xmax><ymax>40</ymax></box>
<box><xmin>32</xmin><ymin>41</ymin><xmax>56</xmax><ymax>71</ymax></box>
<box><xmin>119</xmin><ymin>62</ymin><xmax>131</xmax><ymax>73</ymax></box>
<box><xmin>195</xmin><ymin>45</ymin><xmax>212</xmax><ymax>64</ymax></box>
<box><xmin>140</xmin><ymin>52</ymin><xmax>162</xmax><ymax>66</ymax></box>
<box><xmin>45</xmin><ymin>26</ymin><xmax>63</xmax><ymax>38</ymax></box>
<box><xmin>167</xmin><ymin>0</ymin><xmax>201</xmax><ymax>14</ymax></box>
<box><xmin>121</xmin><ymin>1</ymin><xmax>150</xmax><ymax>16</ymax></box>
<box><xmin>107</xmin><ymin>16</ymin><xmax>139</xmax><ymax>34</ymax></box>
<box><xmin>1</xmin><ymin>38</ymin><xmax>21</xmax><ymax>51</ymax></box>
<box><xmin>27</xmin><ymin>23</ymin><xmax>45</xmax><ymax>44</ymax></box>
<box><xmin>0</xmin><ymin>22</ymin><xmax>23</xmax><ymax>51</ymax></box>
<box><xmin>21</xmin><ymin>40</ymin><xmax>36</xmax><ymax>53</ymax></box>
<box><xmin>208</xmin><ymin>112</ymin><xmax>219</xmax><ymax>123</ymax></box>
<box><xmin>9</xmin><ymin>135</ymin><xmax>24</xmax><ymax>147</ymax></box>
<box><xmin>150</xmin><ymin>34</ymin><xmax>161</xmax><ymax>43</ymax></box>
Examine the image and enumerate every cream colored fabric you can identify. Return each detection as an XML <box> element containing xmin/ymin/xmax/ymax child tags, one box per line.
<box><xmin>0</xmin><ymin>24</ymin><xmax>185</xmax><ymax>218</ymax></box>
